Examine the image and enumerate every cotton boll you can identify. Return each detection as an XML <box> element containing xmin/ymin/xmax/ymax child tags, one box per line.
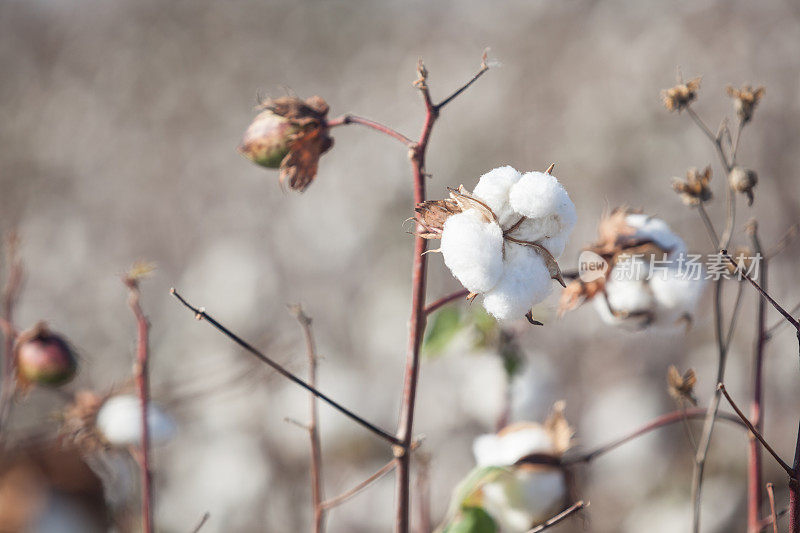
<box><xmin>509</xmin><ymin>172</ymin><xmax>576</xmax><ymax>234</ymax></box>
<box><xmin>441</xmin><ymin>209</ymin><xmax>504</xmax><ymax>293</ymax></box>
<box><xmin>604</xmin><ymin>276</ymin><xmax>654</xmax><ymax>315</ymax></box>
<box><xmin>625</xmin><ymin>214</ymin><xmax>687</xmax><ymax>256</ymax></box>
<box><xmin>482</xmin><ymin>469</ymin><xmax>567</xmax><ymax>532</ymax></box>
<box><xmin>511</xmin><ymin>215</ymin><xmax>561</xmax><ymax>243</ymax></box>
<box><xmin>472</xmin><ymin>166</ymin><xmax>522</xmax><ymax>226</ymax></box>
<box><xmin>473</xmin><ymin>424</ymin><xmax>553</xmax><ymax>467</ymax></box>
<box><xmin>539</xmin><ymin>234</ymin><xmax>568</xmax><ymax>258</ymax></box>
<box><xmin>96</xmin><ymin>395</ymin><xmax>176</xmax><ymax>447</ymax></box>
<box><xmin>482</xmin><ymin>244</ymin><xmax>552</xmax><ymax>321</ymax></box>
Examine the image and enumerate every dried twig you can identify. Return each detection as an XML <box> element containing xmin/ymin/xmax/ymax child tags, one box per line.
<box><xmin>526</xmin><ymin>501</ymin><xmax>587</xmax><ymax>533</ymax></box>
<box><xmin>767</xmin><ymin>483</ymin><xmax>778</xmax><ymax>533</ymax></box>
<box><xmin>325</xmin><ymin>115</ymin><xmax>415</xmax><ymax>146</ymax></box>
<box><xmin>171</xmin><ymin>289</ymin><xmax>403</xmax><ymax>447</ymax></box>
<box><xmin>423</xmin><ymin>289</ymin><xmax>470</xmax><ymax>316</ymax></box>
<box><xmin>191</xmin><ymin>512</ymin><xmax>210</xmax><ymax>533</ymax></box>
<box><xmin>321</xmin><ymin>460</ymin><xmax>396</xmax><ymax>509</ymax></box>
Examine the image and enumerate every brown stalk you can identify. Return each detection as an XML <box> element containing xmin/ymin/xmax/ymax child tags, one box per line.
<box><xmin>321</xmin><ymin>460</ymin><xmax>396</xmax><ymax>509</ymax></box>
<box><xmin>526</xmin><ymin>501</ymin><xmax>587</xmax><ymax>533</ymax></box>
<box><xmin>325</xmin><ymin>115</ymin><xmax>415</xmax><ymax>146</ymax></box>
<box><xmin>767</xmin><ymin>483</ymin><xmax>778</xmax><ymax>533</ymax></box>
<box><xmin>123</xmin><ymin>274</ymin><xmax>153</xmax><ymax>533</ymax></box>
<box><xmin>289</xmin><ymin>305</ymin><xmax>325</xmax><ymax>533</ymax></box>
<box><xmin>748</xmin><ymin>225</ymin><xmax>767</xmax><ymax>532</ymax></box>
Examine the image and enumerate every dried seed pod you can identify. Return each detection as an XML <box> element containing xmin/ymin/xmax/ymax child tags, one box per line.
<box><xmin>726</xmin><ymin>84</ymin><xmax>765</xmax><ymax>124</ymax></box>
<box><xmin>238</xmin><ymin>110</ymin><xmax>297</xmax><ymax>168</ymax></box>
<box><xmin>14</xmin><ymin>322</ymin><xmax>77</xmax><ymax>387</ymax></box>
<box><xmin>729</xmin><ymin>166</ymin><xmax>758</xmax><ymax>206</ymax></box>
<box><xmin>672</xmin><ymin>166</ymin><xmax>712</xmax><ymax>206</ymax></box>
<box><xmin>661</xmin><ymin>76</ymin><xmax>701</xmax><ymax>112</ymax></box>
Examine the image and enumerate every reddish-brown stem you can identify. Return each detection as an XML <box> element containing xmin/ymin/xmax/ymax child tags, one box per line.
<box><xmin>717</xmin><ymin>383</ymin><xmax>793</xmax><ymax>475</ymax></box>
<box><xmin>526</xmin><ymin>501</ymin><xmax>587</xmax><ymax>533</ymax></box>
<box><xmin>792</xmin><ymin>342</ymin><xmax>800</xmax><ymax>533</ymax></box>
<box><xmin>415</xmin><ymin>454</ymin><xmax>431</xmax><ymax>533</ymax></box>
<box><xmin>423</xmin><ymin>289</ymin><xmax>469</xmax><ymax>316</ymax></box>
<box><xmin>326</xmin><ymin>115</ymin><xmax>415</xmax><ymax>146</ymax></box>
<box><xmin>748</xmin><ymin>226</ymin><xmax>767</xmax><ymax>533</ymax></box>
<box><xmin>321</xmin><ymin>460</ymin><xmax>396</xmax><ymax>509</ymax></box>
<box><xmin>767</xmin><ymin>483</ymin><xmax>778</xmax><ymax>533</ymax></box>
<box><xmin>289</xmin><ymin>305</ymin><xmax>325</xmax><ymax>533</ymax></box>
<box><xmin>124</xmin><ymin>276</ymin><xmax>153</xmax><ymax>533</ymax></box>
<box><xmin>566</xmin><ymin>407</ymin><xmax>745</xmax><ymax>465</ymax></box>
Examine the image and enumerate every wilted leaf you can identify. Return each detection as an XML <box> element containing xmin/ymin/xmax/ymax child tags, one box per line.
<box><xmin>544</xmin><ymin>401</ymin><xmax>574</xmax><ymax>455</ymax></box>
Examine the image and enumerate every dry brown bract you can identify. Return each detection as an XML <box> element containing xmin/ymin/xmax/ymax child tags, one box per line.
<box><xmin>726</xmin><ymin>84</ymin><xmax>765</xmax><ymax>124</ymax></box>
<box><xmin>672</xmin><ymin>166</ymin><xmax>712</xmax><ymax>206</ymax></box>
<box><xmin>60</xmin><ymin>390</ymin><xmax>108</xmax><ymax>452</ymax></box>
<box><xmin>662</xmin><ymin>77</ymin><xmax>701</xmax><ymax>112</ymax></box>
<box><xmin>240</xmin><ymin>96</ymin><xmax>333</xmax><ymax>192</ymax></box>
<box><xmin>667</xmin><ymin>365</ymin><xmax>698</xmax><ymax>406</ymax></box>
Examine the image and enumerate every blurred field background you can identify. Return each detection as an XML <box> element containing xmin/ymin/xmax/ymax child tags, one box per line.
<box><xmin>2</xmin><ymin>0</ymin><xmax>800</xmax><ymax>531</ymax></box>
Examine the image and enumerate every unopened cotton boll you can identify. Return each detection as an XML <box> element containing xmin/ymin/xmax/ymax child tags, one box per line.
<box><xmin>472</xmin><ymin>166</ymin><xmax>523</xmax><ymax>227</ymax></box>
<box><xmin>482</xmin><ymin>244</ymin><xmax>552</xmax><ymax>321</ymax></box>
<box><xmin>508</xmin><ymin>172</ymin><xmax>577</xmax><ymax>236</ymax></box>
<box><xmin>96</xmin><ymin>395</ymin><xmax>176</xmax><ymax>447</ymax></box>
<box><xmin>440</xmin><ymin>209</ymin><xmax>504</xmax><ymax>293</ymax></box>
<box><xmin>625</xmin><ymin>214</ymin><xmax>687</xmax><ymax>257</ymax></box>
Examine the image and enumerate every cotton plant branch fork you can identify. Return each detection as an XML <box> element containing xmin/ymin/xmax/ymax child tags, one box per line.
<box><xmin>123</xmin><ymin>265</ymin><xmax>154</xmax><ymax>533</ymax></box>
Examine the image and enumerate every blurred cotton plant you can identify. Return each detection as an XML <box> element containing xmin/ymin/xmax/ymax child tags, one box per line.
<box><xmin>440</xmin><ymin>403</ymin><xmax>573</xmax><ymax>532</ymax></box>
<box><xmin>560</xmin><ymin>208</ymin><xmax>705</xmax><ymax>329</ymax></box>
<box><xmin>416</xmin><ymin>165</ymin><xmax>576</xmax><ymax>321</ymax></box>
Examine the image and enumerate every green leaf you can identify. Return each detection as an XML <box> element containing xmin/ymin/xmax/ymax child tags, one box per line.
<box><xmin>447</xmin><ymin>466</ymin><xmax>510</xmax><ymax>517</ymax></box>
<box><xmin>423</xmin><ymin>307</ymin><xmax>463</xmax><ymax>356</ymax></box>
<box><xmin>471</xmin><ymin>307</ymin><xmax>499</xmax><ymax>349</ymax></box>
<box><xmin>441</xmin><ymin>506</ymin><xmax>498</xmax><ymax>533</ymax></box>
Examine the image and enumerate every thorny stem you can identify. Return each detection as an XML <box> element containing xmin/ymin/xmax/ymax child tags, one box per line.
<box><xmin>0</xmin><ymin>232</ymin><xmax>22</xmax><ymax>440</ymax></box>
<box><xmin>565</xmin><ymin>407</ymin><xmax>745</xmax><ymax>465</ymax></box>
<box><xmin>326</xmin><ymin>115</ymin><xmax>415</xmax><ymax>147</ymax></box>
<box><xmin>321</xmin><ymin>460</ymin><xmax>396</xmax><ymax>510</ymax></box>
<box><xmin>395</xmin><ymin>55</ymin><xmax>490</xmax><ymax>533</ymax></box>
<box><xmin>124</xmin><ymin>275</ymin><xmax>153</xmax><ymax>533</ymax></box>
<box><xmin>526</xmin><ymin>501</ymin><xmax>587</xmax><ymax>533</ymax></box>
<box><xmin>717</xmin><ymin>384</ymin><xmax>793</xmax><ymax>475</ymax></box>
<box><xmin>748</xmin><ymin>225</ymin><xmax>767</xmax><ymax>533</ymax></box>
<box><xmin>289</xmin><ymin>305</ymin><xmax>325</xmax><ymax>533</ymax></box>
<box><xmin>170</xmin><ymin>289</ymin><xmax>403</xmax><ymax>448</ymax></box>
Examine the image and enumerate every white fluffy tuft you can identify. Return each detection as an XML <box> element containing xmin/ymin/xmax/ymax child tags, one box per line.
<box><xmin>97</xmin><ymin>395</ymin><xmax>176</xmax><ymax>447</ymax></box>
<box><xmin>508</xmin><ymin>172</ymin><xmax>577</xmax><ymax>235</ymax></box>
<box><xmin>625</xmin><ymin>214</ymin><xmax>687</xmax><ymax>257</ymax></box>
<box><xmin>440</xmin><ymin>210</ymin><xmax>504</xmax><ymax>293</ymax></box>
<box><xmin>473</xmin><ymin>425</ymin><xmax>553</xmax><ymax>467</ymax></box>
<box><xmin>472</xmin><ymin>166</ymin><xmax>523</xmax><ymax>226</ymax></box>
<box><xmin>482</xmin><ymin>244</ymin><xmax>552</xmax><ymax>321</ymax></box>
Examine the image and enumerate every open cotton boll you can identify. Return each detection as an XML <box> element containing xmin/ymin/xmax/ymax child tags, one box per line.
<box><xmin>482</xmin><ymin>244</ymin><xmax>552</xmax><ymax>321</ymax></box>
<box><xmin>481</xmin><ymin>469</ymin><xmax>567</xmax><ymax>533</ymax></box>
<box><xmin>473</xmin><ymin>424</ymin><xmax>554</xmax><ymax>467</ymax></box>
<box><xmin>508</xmin><ymin>172</ymin><xmax>577</xmax><ymax>233</ymax></box>
<box><xmin>96</xmin><ymin>395</ymin><xmax>176</xmax><ymax>447</ymax></box>
<box><xmin>625</xmin><ymin>214</ymin><xmax>687</xmax><ymax>257</ymax></box>
<box><xmin>539</xmin><ymin>234</ymin><xmax>568</xmax><ymax>258</ymax></box>
<box><xmin>441</xmin><ymin>209</ymin><xmax>505</xmax><ymax>293</ymax></box>
<box><xmin>472</xmin><ymin>166</ymin><xmax>522</xmax><ymax>227</ymax></box>
<box><xmin>604</xmin><ymin>275</ymin><xmax>654</xmax><ymax>315</ymax></box>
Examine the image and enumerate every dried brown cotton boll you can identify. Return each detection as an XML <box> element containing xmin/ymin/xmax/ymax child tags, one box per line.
<box><xmin>729</xmin><ymin>166</ymin><xmax>758</xmax><ymax>206</ymax></box>
<box><xmin>14</xmin><ymin>322</ymin><xmax>77</xmax><ymax>388</ymax></box>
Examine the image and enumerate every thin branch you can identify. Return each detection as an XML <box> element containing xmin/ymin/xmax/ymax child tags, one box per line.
<box><xmin>170</xmin><ymin>289</ymin><xmax>403</xmax><ymax>448</ymax></box>
<box><xmin>767</xmin><ymin>484</ymin><xmax>778</xmax><ymax>533</ymax></box>
<box><xmin>765</xmin><ymin>301</ymin><xmax>800</xmax><ymax>340</ymax></box>
<box><xmin>717</xmin><ymin>383</ymin><xmax>793</xmax><ymax>475</ymax></box>
<box><xmin>526</xmin><ymin>501</ymin><xmax>587</xmax><ymax>533</ymax></box>
<box><xmin>723</xmin><ymin>280</ymin><xmax>746</xmax><ymax>352</ymax></box>
<box><xmin>321</xmin><ymin>460</ymin><xmax>396</xmax><ymax>509</ymax></box>
<box><xmin>415</xmin><ymin>453</ymin><xmax>432</xmax><ymax>533</ymax></box>
<box><xmin>696</xmin><ymin>203</ymin><xmax>720</xmax><ymax>250</ymax></box>
<box><xmin>435</xmin><ymin>52</ymin><xmax>490</xmax><ymax>110</ymax></box>
<box><xmin>423</xmin><ymin>289</ymin><xmax>470</xmax><ymax>316</ymax></box>
<box><xmin>722</xmin><ymin>251</ymin><xmax>800</xmax><ymax>330</ymax></box>
<box><xmin>191</xmin><ymin>512</ymin><xmax>210</xmax><ymax>533</ymax></box>
<box><xmin>288</xmin><ymin>304</ymin><xmax>325</xmax><ymax>533</ymax></box>
<box><xmin>564</xmin><ymin>407</ymin><xmax>745</xmax><ymax>465</ymax></box>
<box><xmin>123</xmin><ymin>272</ymin><xmax>153</xmax><ymax>533</ymax></box>
<box><xmin>325</xmin><ymin>115</ymin><xmax>415</xmax><ymax>147</ymax></box>
<box><xmin>766</xmin><ymin>222</ymin><xmax>799</xmax><ymax>259</ymax></box>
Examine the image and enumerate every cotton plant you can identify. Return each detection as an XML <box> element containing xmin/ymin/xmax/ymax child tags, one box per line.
<box><xmin>416</xmin><ymin>165</ymin><xmax>577</xmax><ymax>322</ymax></box>
<box><xmin>439</xmin><ymin>403</ymin><xmax>573</xmax><ymax>533</ymax></box>
<box><xmin>560</xmin><ymin>208</ymin><xmax>705</xmax><ymax>329</ymax></box>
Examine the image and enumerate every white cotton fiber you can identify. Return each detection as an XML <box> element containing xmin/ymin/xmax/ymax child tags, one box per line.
<box><xmin>604</xmin><ymin>275</ymin><xmax>654</xmax><ymax>315</ymax></box>
<box><xmin>650</xmin><ymin>268</ymin><xmax>705</xmax><ymax>320</ymax></box>
<box><xmin>481</xmin><ymin>469</ymin><xmax>567</xmax><ymax>532</ymax></box>
<box><xmin>508</xmin><ymin>172</ymin><xmax>576</xmax><ymax>231</ymax></box>
<box><xmin>472</xmin><ymin>166</ymin><xmax>522</xmax><ymax>226</ymax></box>
<box><xmin>473</xmin><ymin>424</ymin><xmax>553</xmax><ymax>467</ymax></box>
<box><xmin>539</xmin><ymin>234</ymin><xmax>568</xmax><ymax>258</ymax></box>
<box><xmin>482</xmin><ymin>244</ymin><xmax>552</xmax><ymax>321</ymax></box>
<box><xmin>441</xmin><ymin>209</ymin><xmax>504</xmax><ymax>293</ymax></box>
<box><xmin>96</xmin><ymin>395</ymin><xmax>176</xmax><ymax>447</ymax></box>
<box><xmin>625</xmin><ymin>214</ymin><xmax>687</xmax><ymax>257</ymax></box>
